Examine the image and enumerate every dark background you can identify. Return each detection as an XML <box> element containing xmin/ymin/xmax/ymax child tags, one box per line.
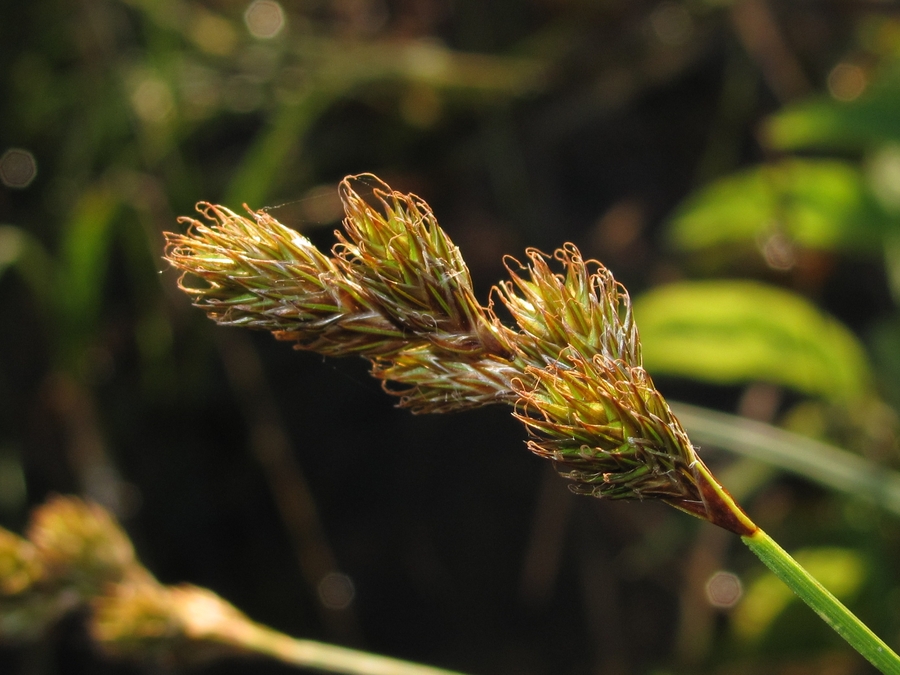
<box><xmin>1</xmin><ymin>1</ymin><xmax>898</xmax><ymax>673</ymax></box>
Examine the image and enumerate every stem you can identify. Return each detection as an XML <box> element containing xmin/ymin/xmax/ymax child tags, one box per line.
<box><xmin>742</xmin><ymin>528</ymin><xmax>900</xmax><ymax>675</ymax></box>
<box><xmin>210</xmin><ymin>617</ymin><xmax>471</xmax><ymax>675</ymax></box>
<box><xmin>683</xmin><ymin>460</ymin><xmax>900</xmax><ymax>672</ymax></box>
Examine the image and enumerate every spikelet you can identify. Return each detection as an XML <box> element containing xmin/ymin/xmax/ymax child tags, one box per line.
<box><xmin>165</xmin><ymin>201</ymin><xmax>406</xmax><ymax>356</ymax></box>
<box><xmin>495</xmin><ymin>244</ymin><xmax>639</xmax><ymax>367</ymax></box>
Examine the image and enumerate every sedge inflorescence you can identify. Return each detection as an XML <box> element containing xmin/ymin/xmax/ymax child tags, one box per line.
<box><xmin>164</xmin><ymin>174</ymin><xmax>752</xmax><ymax>534</ymax></box>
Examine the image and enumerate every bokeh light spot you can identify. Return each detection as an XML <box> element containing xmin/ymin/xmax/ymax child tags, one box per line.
<box><xmin>190</xmin><ymin>10</ymin><xmax>238</xmax><ymax>56</ymax></box>
<box><xmin>760</xmin><ymin>231</ymin><xmax>796</xmax><ymax>271</ymax></box>
<box><xmin>131</xmin><ymin>78</ymin><xmax>175</xmax><ymax>123</ymax></box>
<box><xmin>317</xmin><ymin>572</ymin><xmax>355</xmax><ymax>610</ymax></box>
<box><xmin>0</xmin><ymin>149</ymin><xmax>37</xmax><ymax>189</ymax></box>
<box><xmin>705</xmin><ymin>570</ymin><xmax>743</xmax><ymax>608</ymax></box>
<box><xmin>828</xmin><ymin>63</ymin><xmax>867</xmax><ymax>102</ymax></box>
<box><xmin>245</xmin><ymin>1</ymin><xmax>285</xmax><ymax>39</ymax></box>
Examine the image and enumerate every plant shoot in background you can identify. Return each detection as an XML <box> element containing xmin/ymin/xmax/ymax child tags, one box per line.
<box><xmin>0</xmin><ymin>495</ymin><xmax>468</xmax><ymax>675</ymax></box>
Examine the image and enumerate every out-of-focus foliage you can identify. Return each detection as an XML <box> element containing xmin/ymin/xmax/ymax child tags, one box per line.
<box><xmin>765</xmin><ymin>65</ymin><xmax>900</xmax><ymax>151</ymax></box>
<box><xmin>2</xmin><ymin>496</ymin><xmax>464</xmax><ymax>674</ymax></box>
<box><xmin>666</xmin><ymin>159</ymin><xmax>892</xmax><ymax>254</ymax></box>
<box><xmin>5</xmin><ymin>1</ymin><xmax>900</xmax><ymax>674</ymax></box>
<box><xmin>635</xmin><ymin>280</ymin><xmax>874</xmax><ymax>405</ymax></box>
<box><xmin>733</xmin><ymin>547</ymin><xmax>867</xmax><ymax>641</ymax></box>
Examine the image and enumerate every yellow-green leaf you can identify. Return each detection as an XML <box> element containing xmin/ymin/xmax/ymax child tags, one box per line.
<box><xmin>634</xmin><ymin>281</ymin><xmax>872</xmax><ymax>405</ymax></box>
<box><xmin>666</xmin><ymin>159</ymin><xmax>889</xmax><ymax>254</ymax></box>
<box><xmin>765</xmin><ymin>64</ymin><xmax>900</xmax><ymax>151</ymax></box>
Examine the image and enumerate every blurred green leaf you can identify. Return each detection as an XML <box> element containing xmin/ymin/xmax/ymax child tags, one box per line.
<box><xmin>635</xmin><ymin>281</ymin><xmax>873</xmax><ymax>404</ymax></box>
<box><xmin>868</xmin><ymin>313</ymin><xmax>900</xmax><ymax>412</ymax></box>
<box><xmin>765</xmin><ymin>65</ymin><xmax>900</xmax><ymax>151</ymax></box>
<box><xmin>0</xmin><ymin>224</ymin><xmax>54</xmax><ymax>311</ymax></box>
<box><xmin>672</xmin><ymin>402</ymin><xmax>900</xmax><ymax>518</ymax></box>
<box><xmin>55</xmin><ymin>185</ymin><xmax>120</xmax><ymax>352</ymax></box>
<box><xmin>733</xmin><ymin>547</ymin><xmax>866</xmax><ymax>641</ymax></box>
<box><xmin>666</xmin><ymin>159</ymin><xmax>890</xmax><ymax>254</ymax></box>
<box><xmin>225</xmin><ymin>93</ymin><xmax>332</xmax><ymax>208</ymax></box>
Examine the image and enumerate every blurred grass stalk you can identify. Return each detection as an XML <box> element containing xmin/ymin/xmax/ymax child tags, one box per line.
<box><xmin>174</xmin><ymin>621</ymin><xmax>470</xmax><ymax>675</ymax></box>
<box><xmin>96</xmin><ymin>584</ymin><xmax>472</xmax><ymax>675</ymax></box>
<box><xmin>0</xmin><ymin>496</ymin><xmax>469</xmax><ymax>675</ymax></box>
<box><xmin>672</xmin><ymin>402</ymin><xmax>900</xmax><ymax>517</ymax></box>
<box><xmin>163</xmin><ymin>174</ymin><xmax>900</xmax><ymax>672</ymax></box>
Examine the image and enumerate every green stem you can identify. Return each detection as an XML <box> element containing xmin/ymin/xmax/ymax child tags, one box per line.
<box><xmin>742</xmin><ymin>528</ymin><xmax>900</xmax><ymax>675</ymax></box>
<box><xmin>210</xmin><ymin>617</ymin><xmax>471</xmax><ymax>675</ymax></box>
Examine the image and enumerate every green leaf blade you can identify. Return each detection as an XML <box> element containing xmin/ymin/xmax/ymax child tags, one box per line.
<box><xmin>634</xmin><ymin>281</ymin><xmax>873</xmax><ymax>405</ymax></box>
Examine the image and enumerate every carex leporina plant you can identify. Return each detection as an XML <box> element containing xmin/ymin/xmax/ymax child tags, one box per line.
<box><xmin>164</xmin><ymin>174</ymin><xmax>900</xmax><ymax>674</ymax></box>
